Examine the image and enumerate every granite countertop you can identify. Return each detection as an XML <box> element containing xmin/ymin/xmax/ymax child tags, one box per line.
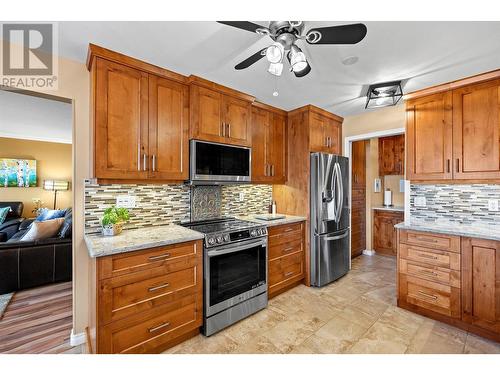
<box><xmin>395</xmin><ymin>221</ymin><xmax>500</xmax><ymax>242</ymax></box>
<box><xmin>85</xmin><ymin>224</ymin><xmax>205</xmax><ymax>258</ymax></box>
<box><xmin>238</xmin><ymin>214</ymin><xmax>307</xmax><ymax>227</ymax></box>
<box><xmin>372</xmin><ymin>205</ymin><xmax>405</xmax><ymax>212</ymax></box>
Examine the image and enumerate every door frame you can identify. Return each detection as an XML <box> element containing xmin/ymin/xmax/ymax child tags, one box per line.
<box><xmin>344</xmin><ymin>128</ymin><xmax>406</xmax><ymax>259</ymax></box>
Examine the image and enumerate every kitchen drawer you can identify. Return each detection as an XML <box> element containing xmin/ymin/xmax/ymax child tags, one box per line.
<box><xmin>400</xmin><ymin>259</ymin><xmax>460</xmax><ymax>288</ymax></box>
<box><xmin>269</xmin><ymin>251</ymin><xmax>304</xmax><ymax>287</ymax></box>
<box><xmin>400</xmin><ymin>243</ymin><xmax>460</xmax><ymax>270</ymax></box>
<box><xmin>268</xmin><ymin>222</ymin><xmax>304</xmax><ymax>247</ymax></box>
<box><xmin>399</xmin><ymin>230</ymin><xmax>460</xmax><ymax>253</ymax></box>
<box><xmin>269</xmin><ymin>239</ymin><xmax>303</xmax><ymax>261</ymax></box>
<box><xmin>99</xmin><ymin>263</ymin><xmax>201</xmax><ymax>324</ymax></box>
<box><xmin>98</xmin><ymin>241</ymin><xmax>201</xmax><ymax>280</ymax></box>
<box><xmin>99</xmin><ymin>294</ymin><xmax>201</xmax><ymax>354</ymax></box>
<box><xmin>399</xmin><ymin>274</ymin><xmax>460</xmax><ymax>318</ymax></box>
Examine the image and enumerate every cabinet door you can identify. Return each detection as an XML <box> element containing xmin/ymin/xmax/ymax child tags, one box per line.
<box><xmin>395</xmin><ymin>134</ymin><xmax>405</xmax><ymax>175</ymax></box>
<box><xmin>453</xmin><ymin>79</ymin><xmax>500</xmax><ymax>180</ymax></box>
<box><xmin>462</xmin><ymin>237</ymin><xmax>500</xmax><ymax>335</ymax></box>
<box><xmin>223</xmin><ymin>95</ymin><xmax>252</xmax><ymax>146</ymax></box>
<box><xmin>325</xmin><ymin>119</ymin><xmax>341</xmax><ymax>154</ymax></box>
<box><xmin>190</xmin><ymin>85</ymin><xmax>224</xmax><ymax>143</ymax></box>
<box><xmin>406</xmin><ymin>92</ymin><xmax>453</xmax><ymax>181</ymax></box>
<box><xmin>95</xmin><ymin>58</ymin><xmax>149</xmax><ymax>179</ymax></box>
<box><xmin>379</xmin><ymin>136</ymin><xmax>396</xmax><ymax>176</ymax></box>
<box><xmin>148</xmin><ymin>75</ymin><xmax>189</xmax><ymax>180</ymax></box>
<box><xmin>373</xmin><ymin>211</ymin><xmax>401</xmax><ymax>256</ymax></box>
<box><xmin>269</xmin><ymin>113</ymin><xmax>287</xmax><ymax>183</ymax></box>
<box><xmin>309</xmin><ymin>113</ymin><xmax>327</xmax><ymax>152</ymax></box>
<box><xmin>251</xmin><ymin>107</ymin><xmax>271</xmax><ymax>182</ymax></box>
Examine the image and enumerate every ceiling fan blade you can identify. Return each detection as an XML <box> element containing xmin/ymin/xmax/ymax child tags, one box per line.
<box><xmin>217</xmin><ymin>21</ymin><xmax>269</xmax><ymax>34</ymax></box>
<box><xmin>306</xmin><ymin>23</ymin><xmax>367</xmax><ymax>45</ymax></box>
<box><xmin>234</xmin><ymin>48</ymin><xmax>267</xmax><ymax>70</ymax></box>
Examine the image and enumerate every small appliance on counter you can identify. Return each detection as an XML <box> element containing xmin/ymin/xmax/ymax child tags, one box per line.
<box><xmin>384</xmin><ymin>188</ymin><xmax>393</xmax><ymax>207</ymax></box>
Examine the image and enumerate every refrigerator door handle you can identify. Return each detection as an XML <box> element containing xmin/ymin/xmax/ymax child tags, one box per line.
<box><xmin>318</xmin><ymin>230</ymin><xmax>349</xmax><ymax>241</ymax></box>
<box><xmin>334</xmin><ymin>162</ymin><xmax>343</xmax><ymax>223</ymax></box>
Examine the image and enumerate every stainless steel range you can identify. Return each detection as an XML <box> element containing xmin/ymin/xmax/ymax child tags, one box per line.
<box><xmin>181</xmin><ymin>217</ymin><xmax>268</xmax><ymax>336</ymax></box>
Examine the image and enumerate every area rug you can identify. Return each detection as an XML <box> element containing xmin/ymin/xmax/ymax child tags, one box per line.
<box><xmin>0</xmin><ymin>292</ymin><xmax>14</xmax><ymax>319</ymax></box>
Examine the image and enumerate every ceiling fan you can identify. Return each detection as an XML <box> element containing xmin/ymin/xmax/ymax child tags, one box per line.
<box><xmin>218</xmin><ymin>21</ymin><xmax>367</xmax><ymax>78</ymax></box>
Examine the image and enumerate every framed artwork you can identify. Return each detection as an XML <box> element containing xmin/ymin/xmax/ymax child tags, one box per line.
<box><xmin>0</xmin><ymin>158</ymin><xmax>37</xmax><ymax>187</ymax></box>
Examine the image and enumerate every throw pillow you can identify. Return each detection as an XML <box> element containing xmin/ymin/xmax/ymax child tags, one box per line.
<box><xmin>35</xmin><ymin>208</ymin><xmax>66</xmax><ymax>222</ymax></box>
<box><xmin>0</xmin><ymin>207</ymin><xmax>10</xmax><ymax>224</ymax></box>
<box><xmin>20</xmin><ymin>218</ymin><xmax>65</xmax><ymax>242</ymax></box>
<box><xmin>58</xmin><ymin>211</ymin><xmax>72</xmax><ymax>239</ymax></box>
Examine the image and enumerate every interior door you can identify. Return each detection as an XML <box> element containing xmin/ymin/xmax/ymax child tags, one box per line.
<box><xmin>406</xmin><ymin>91</ymin><xmax>453</xmax><ymax>180</ymax></box>
<box><xmin>223</xmin><ymin>95</ymin><xmax>252</xmax><ymax>146</ymax></box>
<box><xmin>95</xmin><ymin>58</ymin><xmax>149</xmax><ymax>179</ymax></box>
<box><xmin>148</xmin><ymin>75</ymin><xmax>189</xmax><ymax>180</ymax></box>
<box><xmin>453</xmin><ymin>79</ymin><xmax>500</xmax><ymax>180</ymax></box>
<box><xmin>351</xmin><ymin>140</ymin><xmax>366</xmax><ymax>258</ymax></box>
<box><xmin>191</xmin><ymin>85</ymin><xmax>224</xmax><ymax>142</ymax></box>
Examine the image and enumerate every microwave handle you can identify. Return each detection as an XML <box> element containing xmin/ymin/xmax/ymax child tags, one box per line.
<box><xmin>207</xmin><ymin>238</ymin><xmax>267</xmax><ymax>257</ymax></box>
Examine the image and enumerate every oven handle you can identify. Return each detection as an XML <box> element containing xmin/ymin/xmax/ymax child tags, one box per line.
<box><xmin>207</xmin><ymin>237</ymin><xmax>267</xmax><ymax>257</ymax></box>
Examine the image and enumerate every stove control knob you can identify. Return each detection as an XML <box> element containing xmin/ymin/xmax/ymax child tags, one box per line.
<box><xmin>216</xmin><ymin>236</ymin><xmax>223</xmax><ymax>244</ymax></box>
<box><xmin>224</xmin><ymin>234</ymin><xmax>230</xmax><ymax>242</ymax></box>
<box><xmin>250</xmin><ymin>229</ymin><xmax>257</xmax><ymax>237</ymax></box>
<box><xmin>208</xmin><ymin>237</ymin><xmax>215</xmax><ymax>245</ymax></box>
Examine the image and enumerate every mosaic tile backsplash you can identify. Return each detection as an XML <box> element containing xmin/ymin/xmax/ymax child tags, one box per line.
<box><xmin>85</xmin><ymin>183</ymin><xmax>273</xmax><ymax>233</ymax></box>
<box><xmin>410</xmin><ymin>184</ymin><xmax>500</xmax><ymax>228</ymax></box>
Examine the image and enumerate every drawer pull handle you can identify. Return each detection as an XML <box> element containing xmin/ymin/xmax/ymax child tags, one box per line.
<box><xmin>416</xmin><ymin>237</ymin><xmax>438</xmax><ymax>243</ymax></box>
<box><xmin>284</xmin><ymin>228</ymin><xmax>295</xmax><ymax>232</ymax></box>
<box><xmin>418</xmin><ymin>269</ymin><xmax>438</xmax><ymax>277</ymax></box>
<box><xmin>283</xmin><ymin>247</ymin><xmax>295</xmax><ymax>252</ymax></box>
<box><xmin>417</xmin><ymin>253</ymin><xmax>438</xmax><ymax>260</ymax></box>
<box><xmin>148</xmin><ymin>283</ymin><xmax>170</xmax><ymax>292</ymax></box>
<box><xmin>417</xmin><ymin>290</ymin><xmax>438</xmax><ymax>300</ymax></box>
<box><xmin>148</xmin><ymin>321</ymin><xmax>170</xmax><ymax>333</ymax></box>
<box><xmin>285</xmin><ymin>271</ymin><xmax>295</xmax><ymax>277</ymax></box>
<box><xmin>148</xmin><ymin>253</ymin><xmax>171</xmax><ymax>261</ymax></box>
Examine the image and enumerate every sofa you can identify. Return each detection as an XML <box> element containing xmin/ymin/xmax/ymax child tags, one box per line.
<box><xmin>0</xmin><ymin>205</ymin><xmax>72</xmax><ymax>294</ymax></box>
<box><xmin>0</xmin><ymin>202</ymin><xmax>25</xmax><ymax>242</ymax></box>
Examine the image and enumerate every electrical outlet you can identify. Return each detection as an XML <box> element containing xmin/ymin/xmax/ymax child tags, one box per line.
<box><xmin>238</xmin><ymin>192</ymin><xmax>245</xmax><ymax>202</ymax></box>
<box><xmin>488</xmin><ymin>199</ymin><xmax>499</xmax><ymax>212</ymax></box>
<box><xmin>414</xmin><ymin>196</ymin><xmax>426</xmax><ymax>207</ymax></box>
<box><xmin>116</xmin><ymin>195</ymin><xmax>136</xmax><ymax>208</ymax></box>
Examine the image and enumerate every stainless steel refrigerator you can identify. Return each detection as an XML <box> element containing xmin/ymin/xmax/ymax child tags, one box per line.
<box><xmin>310</xmin><ymin>153</ymin><xmax>350</xmax><ymax>287</ymax></box>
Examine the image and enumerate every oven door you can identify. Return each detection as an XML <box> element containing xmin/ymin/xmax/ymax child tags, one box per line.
<box><xmin>205</xmin><ymin>237</ymin><xmax>267</xmax><ymax>317</ymax></box>
<box><xmin>190</xmin><ymin>140</ymin><xmax>251</xmax><ymax>184</ymax></box>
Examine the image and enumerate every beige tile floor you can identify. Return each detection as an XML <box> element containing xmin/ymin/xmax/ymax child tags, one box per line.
<box><xmin>164</xmin><ymin>255</ymin><xmax>500</xmax><ymax>354</ymax></box>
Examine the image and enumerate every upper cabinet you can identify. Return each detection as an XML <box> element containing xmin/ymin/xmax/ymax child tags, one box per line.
<box><xmin>379</xmin><ymin>134</ymin><xmax>405</xmax><ymax>176</ymax></box>
<box><xmin>251</xmin><ymin>104</ymin><xmax>287</xmax><ymax>184</ymax></box>
<box><xmin>452</xmin><ymin>79</ymin><xmax>500</xmax><ymax>180</ymax></box>
<box><xmin>309</xmin><ymin>111</ymin><xmax>342</xmax><ymax>154</ymax></box>
<box><xmin>189</xmin><ymin>77</ymin><xmax>253</xmax><ymax>147</ymax></box>
<box><xmin>406</xmin><ymin>71</ymin><xmax>500</xmax><ymax>182</ymax></box>
<box><xmin>89</xmin><ymin>45</ymin><xmax>190</xmax><ymax>182</ymax></box>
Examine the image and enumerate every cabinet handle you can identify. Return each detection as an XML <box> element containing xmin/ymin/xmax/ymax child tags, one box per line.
<box><xmin>148</xmin><ymin>321</ymin><xmax>170</xmax><ymax>333</ymax></box>
<box><xmin>148</xmin><ymin>282</ymin><xmax>170</xmax><ymax>292</ymax></box>
<box><xmin>418</xmin><ymin>269</ymin><xmax>438</xmax><ymax>277</ymax></box>
<box><xmin>152</xmin><ymin>154</ymin><xmax>156</xmax><ymax>172</ymax></box>
<box><xmin>446</xmin><ymin>159</ymin><xmax>450</xmax><ymax>173</ymax></box>
<box><xmin>271</xmin><ymin>164</ymin><xmax>275</xmax><ymax>177</ymax></box>
<box><xmin>285</xmin><ymin>271</ymin><xmax>295</xmax><ymax>277</ymax></box>
<box><xmin>283</xmin><ymin>247</ymin><xmax>295</xmax><ymax>252</ymax></box>
<box><xmin>456</xmin><ymin>158</ymin><xmax>460</xmax><ymax>173</ymax></box>
<box><xmin>221</xmin><ymin>122</ymin><xmax>225</xmax><ymax>137</ymax></box>
<box><xmin>329</xmin><ymin>137</ymin><xmax>332</xmax><ymax>148</ymax></box>
<box><xmin>416</xmin><ymin>252</ymin><xmax>438</xmax><ymax>260</ymax></box>
<box><xmin>148</xmin><ymin>253</ymin><xmax>171</xmax><ymax>261</ymax></box>
<box><xmin>264</xmin><ymin>164</ymin><xmax>268</xmax><ymax>176</ymax></box>
<box><xmin>417</xmin><ymin>290</ymin><xmax>438</xmax><ymax>300</ymax></box>
<box><xmin>143</xmin><ymin>153</ymin><xmax>147</xmax><ymax>171</ymax></box>
<box><xmin>416</xmin><ymin>236</ymin><xmax>437</xmax><ymax>243</ymax></box>
<box><xmin>137</xmin><ymin>143</ymin><xmax>141</xmax><ymax>171</ymax></box>
<box><xmin>325</xmin><ymin>137</ymin><xmax>328</xmax><ymax>147</ymax></box>
<box><xmin>227</xmin><ymin>123</ymin><xmax>231</xmax><ymax>138</ymax></box>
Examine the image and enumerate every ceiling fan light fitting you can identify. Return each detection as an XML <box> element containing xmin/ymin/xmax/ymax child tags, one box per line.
<box><xmin>268</xmin><ymin>62</ymin><xmax>283</xmax><ymax>76</ymax></box>
<box><xmin>266</xmin><ymin>42</ymin><xmax>285</xmax><ymax>63</ymax></box>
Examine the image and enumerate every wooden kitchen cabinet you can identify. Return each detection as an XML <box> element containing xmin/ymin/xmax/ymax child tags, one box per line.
<box><xmin>309</xmin><ymin>111</ymin><xmax>342</xmax><ymax>154</ymax></box>
<box><xmin>452</xmin><ymin>79</ymin><xmax>500</xmax><ymax>180</ymax></box>
<box><xmin>462</xmin><ymin>237</ymin><xmax>500</xmax><ymax>336</ymax></box>
<box><xmin>251</xmin><ymin>103</ymin><xmax>287</xmax><ymax>184</ymax></box>
<box><xmin>90</xmin><ymin>240</ymin><xmax>204</xmax><ymax>354</ymax></box>
<box><xmin>89</xmin><ymin>45</ymin><xmax>190</xmax><ymax>182</ymax></box>
<box><xmin>379</xmin><ymin>134</ymin><xmax>405</xmax><ymax>176</ymax></box>
<box><xmin>373</xmin><ymin>210</ymin><xmax>404</xmax><ymax>256</ymax></box>
<box><xmin>189</xmin><ymin>77</ymin><xmax>253</xmax><ymax>147</ymax></box>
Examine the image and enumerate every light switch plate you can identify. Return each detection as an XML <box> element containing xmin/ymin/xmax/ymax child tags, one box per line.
<box><xmin>488</xmin><ymin>199</ymin><xmax>499</xmax><ymax>212</ymax></box>
<box><xmin>116</xmin><ymin>195</ymin><xmax>136</xmax><ymax>208</ymax></box>
<box><xmin>374</xmin><ymin>178</ymin><xmax>381</xmax><ymax>193</ymax></box>
<box><xmin>399</xmin><ymin>179</ymin><xmax>405</xmax><ymax>193</ymax></box>
<box><xmin>414</xmin><ymin>196</ymin><xmax>426</xmax><ymax>207</ymax></box>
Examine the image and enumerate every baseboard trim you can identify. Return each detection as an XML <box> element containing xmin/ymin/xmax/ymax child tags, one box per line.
<box><xmin>362</xmin><ymin>249</ymin><xmax>376</xmax><ymax>256</ymax></box>
<box><xmin>70</xmin><ymin>329</ymin><xmax>86</xmax><ymax>347</ymax></box>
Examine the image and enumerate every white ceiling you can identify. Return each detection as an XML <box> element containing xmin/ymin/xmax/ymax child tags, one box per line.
<box><xmin>57</xmin><ymin>21</ymin><xmax>500</xmax><ymax>117</ymax></box>
<box><xmin>0</xmin><ymin>90</ymin><xmax>72</xmax><ymax>143</ymax></box>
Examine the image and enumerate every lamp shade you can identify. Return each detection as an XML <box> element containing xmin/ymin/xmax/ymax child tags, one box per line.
<box><xmin>43</xmin><ymin>180</ymin><xmax>69</xmax><ymax>191</ymax></box>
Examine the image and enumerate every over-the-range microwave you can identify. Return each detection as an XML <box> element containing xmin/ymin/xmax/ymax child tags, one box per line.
<box><xmin>188</xmin><ymin>140</ymin><xmax>251</xmax><ymax>184</ymax></box>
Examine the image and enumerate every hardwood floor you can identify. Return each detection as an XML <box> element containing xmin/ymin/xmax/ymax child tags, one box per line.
<box><xmin>0</xmin><ymin>282</ymin><xmax>82</xmax><ymax>354</ymax></box>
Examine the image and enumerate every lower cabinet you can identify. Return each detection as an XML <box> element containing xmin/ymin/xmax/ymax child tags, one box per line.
<box><xmin>373</xmin><ymin>210</ymin><xmax>404</xmax><ymax>256</ymax></box>
<box><xmin>267</xmin><ymin>221</ymin><xmax>306</xmax><ymax>299</ymax></box>
<box><xmin>91</xmin><ymin>240</ymin><xmax>203</xmax><ymax>354</ymax></box>
<box><xmin>398</xmin><ymin>229</ymin><xmax>500</xmax><ymax>342</ymax></box>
